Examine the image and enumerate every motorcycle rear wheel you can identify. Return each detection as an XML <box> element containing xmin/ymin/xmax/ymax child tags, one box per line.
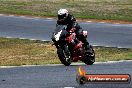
<box><xmin>83</xmin><ymin>45</ymin><xmax>95</xmax><ymax>65</ymax></box>
<box><xmin>57</xmin><ymin>46</ymin><xmax>71</xmax><ymax>66</ymax></box>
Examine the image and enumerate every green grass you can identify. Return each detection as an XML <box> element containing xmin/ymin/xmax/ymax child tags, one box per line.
<box><xmin>0</xmin><ymin>37</ymin><xmax>59</xmax><ymax>66</ymax></box>
<box><xmin>0</xmin><ymin>0</ymin><xmax>132</xmax><ymax>21</ymax></box>
<box><xmin>0</xmin><ymin>37</ymin><xmax>132</xmax><ymax>66</ymax></box>
<box><xmin>95</xmin><ymin>47</ymin><xmax>132</xmax><ymax>62</ymax></box>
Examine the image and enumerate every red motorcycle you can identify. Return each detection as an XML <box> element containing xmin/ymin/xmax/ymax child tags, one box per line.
<box><xmin>52</xmin><ymin>25</ymin><xmax>95</xmax><ymax>66</ymax></box>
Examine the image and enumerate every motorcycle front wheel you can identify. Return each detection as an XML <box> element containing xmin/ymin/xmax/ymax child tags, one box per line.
<box><xmin>57</xmin><ymin>45</ymin><xmax>71</xmax><ymax>66</ymax></box>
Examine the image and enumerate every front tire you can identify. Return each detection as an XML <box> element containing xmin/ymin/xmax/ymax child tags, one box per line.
<box><xmin>57</xmin><ymin>46</ymin><xmax>71</xmax><ymax>66</ymax></box>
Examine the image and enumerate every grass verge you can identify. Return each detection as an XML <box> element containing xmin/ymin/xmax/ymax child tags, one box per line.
<box><xmin>0</xmin><ymin>37</ymin><xmax>132</xmax><ymax>66</ymax></box>
<box><xmin>0</xmin><ymin>0</ymin><xmax>132</xmax><ymax>21</ymax></box>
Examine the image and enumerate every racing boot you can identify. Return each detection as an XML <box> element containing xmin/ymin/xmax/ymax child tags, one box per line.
<box><xmin>82</xmin><ymin>38</ymin><xmax>92</xmax><ymax>54</ymax></box>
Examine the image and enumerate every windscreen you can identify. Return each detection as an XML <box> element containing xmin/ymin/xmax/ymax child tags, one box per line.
<box><xmin>54</xmin><ymin>25</ymin><xmax>67</xmax><ymax>34</ymax></box>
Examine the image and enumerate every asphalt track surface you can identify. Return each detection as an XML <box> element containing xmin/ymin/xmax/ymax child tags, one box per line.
<box><xmin>0</xmin><ymin>15</ymin><xmax>132</xmax><ymax>88</ymax></box>
<box><xmin>0</xmin><ymin>15</ymin><xmax>132</xmax><ymax>48</ymax></box>
<box><xmin>0</xmin><ymin>61</ymin><xmax>132</xmax><ymax>88</ymax></box>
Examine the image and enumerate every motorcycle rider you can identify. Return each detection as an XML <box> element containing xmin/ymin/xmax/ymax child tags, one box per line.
<box><xmin>56</xmin><ymin>8</ymin><xmax>91</xmax><ymax>53</ymax></box>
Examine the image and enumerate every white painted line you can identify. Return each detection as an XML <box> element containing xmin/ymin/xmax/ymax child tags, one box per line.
<box><xmin>22</xmin><ymin>65</ymin><xmax>42</xmax><ymax>67</ymax></box>
<box><xmin>105</xmin><ymin>45</ymin><xmax>113</xmax><ymax>47</ymax></box>
<box><xmin>1</xmin><ymin>60</ymin><xmax>132</xmax><ymax>68</ymax></box>
<box><xmin>71</xmin><ymin>63</ymin><xmax>85</xmax><ymax>65</ymax></box>
<box><xmin>115</xmin><ymin>23</ymin><xmax>120</xmax><ymax>24</ymax></box>
<box><xmin>5</xmin><ymin>36</ymin><xmax>13</xmax><ymax>39</ymax></box>
<box><xmin>41</xmin><ymin>40</ymin><xmax>49</xmax><ymax>41</ymax></box>
<box><xmin>99</xmin><ymin>22</ymin><xmax>105</xmax><ymax>23</ymax></box>
<box><xmin>70</xmin><ymin>60</ymin><xmax>132</xmax><ymax>65</ymax></box>
<box><xmin>19</xmin><ymin>38</ymin><xmax>27</xmax><ymax>39</ymax></box>
<box><xmin>0</xmin><ymin>66</ymin><xmax>19</xmax><ymax>68</ymax></box>
<box><xmin>45</xmin><ymin>64</ymin><xmax>62</xmax><ymax>66</ymax></box>
<box><xmin>0</xmin><ymin>14</ymin><xmax>55</xmax><ymax>21</ymax></box>
<box><xmin>86</xmin><ymin>21</ymin><xmax>92</xmax><ymax>22</ymax></box>
<box><xmin>21</xmin><ymin>17</ymin><xmax>33</xmax><ymax>19</ymax></box>
<box><xmin>9</xmin><ymin>15</ymin><xmax>14</xmax><ymax>17</ymax></box>
<box><xmin>29</xmin><ymin>39</ymin><xmax>36</xmax><ymax>40</ymax></box>
<box><xmin>19</xmin><ymin>38</ymin><xmax>47</xmax><ymax>41</ymax></box>
<box><xmin>47</xmin><ymin>18</ymin><xmax>53</xmax><ymax>19</ymax></box>
<box><xmin>95</xmin><ymin>60</ymin><xmax>132</xmax><ymax>64</ymax></box>
<box><xmin>19</xmin><ymin>16</ymin><xmax>36</xmax><ymax>20</ymax></box>
<box><xmin>0</xmin><ymin>14</ymin><xmax>4</xmax><ymax>16</ymax></box>
<box><xmin>93</xmin><ymin>44</ymin><xmax>100</xmax><ymax>46</ymax></box>
<box><xmin>4</xmin><ymin>37</ymin><xmax>48</xmax><ymax>41</ymax></box>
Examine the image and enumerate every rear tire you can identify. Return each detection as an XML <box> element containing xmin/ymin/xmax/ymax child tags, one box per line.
<box><xmin>57</xmin><ymin>46</ymin><xmax>71</xmax><ymax>66</ymax></box>
<box><xmin>83</xmin><ymin>45</ymin><xmax>95</xmax><ymax>65</ymax></box>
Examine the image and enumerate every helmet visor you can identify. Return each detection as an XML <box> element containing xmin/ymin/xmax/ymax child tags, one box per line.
<box><xmin>58</xmin><ymin>13</ymin><xmax>67</xmax><ymax>20</ymax></box>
